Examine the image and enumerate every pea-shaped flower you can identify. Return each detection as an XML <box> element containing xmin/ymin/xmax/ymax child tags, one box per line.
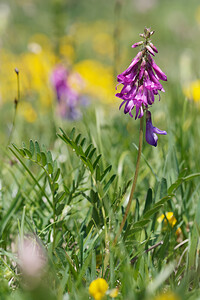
<box><xmin>89</xmin><ymin>278</ymin><xmax>108</xmax><ymax>300</ymax></box>
<box><xmin>116</xmin><ymin>27</ymin><xmax>167</xmax><ymax>146</ymax></box>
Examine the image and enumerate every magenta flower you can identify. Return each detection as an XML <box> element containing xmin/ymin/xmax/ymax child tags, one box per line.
<box><xmin>51</xmin><ymin>65</ymin><xmax>82</xmax><ymax>120</ymax></box>
<box><xmin>116</xmin><ymin>27</ymin><xmax>167</xmax><ymax>146</ymax></box>
<box><xmin>145</xmin><ymin>110</ymin><xmax>167</xmax><ymax>146</ymax></box>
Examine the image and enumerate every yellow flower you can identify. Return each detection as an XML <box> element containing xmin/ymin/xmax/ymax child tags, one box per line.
<box><xmin>109</xmin><ymin>288</ymin><xmax>118</xmax><ymax>298</ymax></box>
<box><xmin>89</xmin><ymin>278</ymin><xmax>108</xmax><ymax>300</ymax></box>
<box><xmin>154</xmin><ymin>291</ymin><xmax>181</xmax><ymax>300</ymax></box>
<box><xmin>195</xmin><ymin>5</ymin><xmax>200</xmax><ymax>25</ymax></box>
<box><xmin>74</xmin><ymin>59</ymin><xmax>115</xmax><ymax>104</ymax></box>
<box><xmin>157</xmin><ymin>212</ymin><xmax>181</xmax><ymax>236</ymax></box>
<box><xmin>183</xmin><ymin>80</ymin><xmax>200</xmax><ymax>104</ymax></box>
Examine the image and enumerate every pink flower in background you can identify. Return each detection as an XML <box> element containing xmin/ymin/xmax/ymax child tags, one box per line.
<box><xmin>18</xmin><ymin>236</ymin><xmax>47</xmax><ymax>277</ymax></box>
<box><xmin>51</xmin><ymin>65</ymin><xmax>85</xmax><ymax>120</ymax></box>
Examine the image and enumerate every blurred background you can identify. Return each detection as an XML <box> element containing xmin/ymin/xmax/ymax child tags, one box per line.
<box><xmin>0</xmin><ymin>0</ymin><xmax>200</xmax><ymax>149</ymax></box>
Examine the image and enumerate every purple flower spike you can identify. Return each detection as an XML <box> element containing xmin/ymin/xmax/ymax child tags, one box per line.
<box><xmin>116</xmin><ymin>28</ymin><xmax>167</xmax><ymax>121</ymax></box>
<box><xmin>145</xmin><ymin>111</ymin><xmax>167</xmax><ymax>147</ymax></box>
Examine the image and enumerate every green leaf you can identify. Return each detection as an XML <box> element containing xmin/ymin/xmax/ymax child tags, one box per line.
<box><xmin>101</xmin><ymin>165</ymin><xmax>112</xmax><ymax>182</ymax></box>
<box><xmin>29</xmin><ymin>140</ymin><xmax>34</xmax><ymax>156</ymax></box>
<box><xmin>53</xmin><ymin>159</ymin><xmax>58</xmax><ymax>174</ymax></box>
<box><xmin>36</xmin><ymin>153</ymin><xmax>41</xmax><ymax>162</ymax></box>
<box><xmin>80</xmin><ymin>156</ymin><xmax>93</xmax><ymax>173</ymax></box>
<box><xmin>88</xmin><ymin>148</ymin><xmax>96</xmax><ymax>159</ymax></box>
<box><xmin>85</xmin><ymin>144</ymin><xmax>93</xmax><ymax>156</ymax></box>
<box><xmin>184</xmin><ymin>173</ymin><xmax>200</xmax><ymax>182</ymax></box>
<box><xmin>53</xmin><ymin>182</ymin><xmax>59</xmax><ymax>192</ymax></box>
<box><xmin>75</xmin><ymin>133</ymin><xmax>82</xmax><ymax>144</ymax></box>
<box><xmin>90</xmin><ymin>189</ymin><xmax>99</xmax><ymax>204</ymax></box>
<box><xmin>103</xmin><ymin>174</ymin><xmax>116</xmax><ymax>193</ymax></box>
<box><xmin>35</xmin><ymin>141</ymin><xmax>40</xmax><ymax>154</ymax></box>
<box><xmin>54</xmin><ymin>168</ymin><xmax>60</xmax><ymax>182</ymax></box>
<box><xmin>23</xmin><ymin>148</ymin><xmax>32</xmax><ymax>158</ymax></box>
<box><xmin>18</xmin><ymin>149</ymin><xmax>26</xmax><ymax>157</ymax></box>
<box><xmin>132</xmin><ymin>219</ymin><xmax>151</xmax><ymax>228</ymax></box>
<box><xmin>69</xmin><ymin>127</ymin><xmax>76</xmax><ymax>139</ymax></box>
<box><xmin>80</xmin><ymin>137</ymin><xmax>86</xmax><ymax>147</ymax></box>
<box><xmin>47</xmin><ymin>163</ymin><xmax>53</xmax><ymax>174</ymax></box>
<box><xmin>41</xmin><ymin>152</ymin><xmax>47</xmax><ymax>166</ymax></box>
<box><xmin>47</xmin><ymin>150</ymin><xmax>53</xmax><ymax>164</ymax></box>
<box><xmin>55</xmin><ymin>192</ymin><xmax>66</xmax><ymax>203</ymax></box>
<box><xmin>155</xmin><ymin>195</ymin><xmax>173</xmax><ymax>207</ymax></box>
<box><xmin>143</xmin><ymin>188</ymin><xmax>152</xmax><ymax>215</ymax></box>
<box><xmin>56</xmin><ymin>203</ymin><xmax>65</xmax><ymax>215</ymax></box>
<box><xmin>22</xmin><ymin>142</ymin><xmax>26</xmax><ymax>148</ymax></box>
<box><xmin>125</xmin><ymin>227</ymin><xmax>144</xmax><ymax>237</ymax></box>
<box><xmin>143</xmin><ymin>204</ymin><xmax>163</xmax><ymax>219</ymax></box>
<box><xmin>93</xmin><ymin>154</ymin><xmax>102</xmax><ymax>169</ymax></box>
<box><xmin>96</xmin><ymin>165</ymin><xmax>101</xmax><ymax>181</ymax></box>
<box><xmin>167</xmin><ymin>178</ymin><xmax>183</xmax><ymax>194</ymax></box>
<box><xmin>160</xmin><ymin>177</ymin><xmax>167</xmax><ymax>199</ymax></box>
<box><xmin>92</xmin><ymin>207</ymin><xmax>100</xmax><ymax>226</ymax></box>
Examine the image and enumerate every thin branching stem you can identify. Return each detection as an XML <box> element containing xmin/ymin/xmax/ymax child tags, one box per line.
<box><xmin>113</xmin><ymin>116</ymin><xmax>144</xmax><ymax>245</ymax></box>
<box><xmin>8</xmin><ymin>69</ymin><xmax>20</xmax><ymax>146</ymax></box>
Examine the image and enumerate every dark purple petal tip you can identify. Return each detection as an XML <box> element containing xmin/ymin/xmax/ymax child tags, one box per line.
<box><xmin>145</xmin><ymin>111</ymin><xmax>167</xmax><ymax>147</ymax></box>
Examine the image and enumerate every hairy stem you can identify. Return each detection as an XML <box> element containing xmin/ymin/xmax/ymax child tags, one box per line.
<box><xmin>114</xmin><ymin>116</ymin><xmax>144</xmax><ymax>245</ymax></box>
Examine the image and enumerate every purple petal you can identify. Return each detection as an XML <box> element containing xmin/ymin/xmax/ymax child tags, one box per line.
<box><xmin>124</xmin><ymin>100</ymin><xmax>134</xmax><ymax>114</ymax></box>
<box><xmin>119</xmin><ymin>100</ymin><xmax>126</xmax><ymax>110</ymax></box>
<box><xmin>120</xmin><ymin>52</ymin><xmax>142</xmax><ymax>76</ymax></box>
<box><xmin>138</xmin><ymin>60</ymin><xmax>146</xmax><ymax>80</ymax></box>
<box><xmin>150</xmin><ymin>42</ymin><xmax>158</xmax><ymax>53</ymax></box>
<box><xmin>146</xmin><ymin>45</ymin><xmax>155</xmax><ymax>56</ymax></box>
<box><xmin>148</xmin><ymin>55</ymin><xmax>167</xmax><ymax>81</ymax></box>
<box><xmin>132</xmin><ymin>41</ymin><xmax>143</xmax><ymax>48</ymax></box>
<box><xmin>145</xmin><ymin>111</ymin><xmax>167</xmax><ymax>147</ymax></box>
<box><xmin>153</xmin><ymin>127</ymin><xmax>167</xmax><ymax>135</ymax></box>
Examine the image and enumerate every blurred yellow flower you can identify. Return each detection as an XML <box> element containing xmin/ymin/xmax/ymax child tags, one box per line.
<box><xmin>89</xmin><ymin>278</ymin><xmax>108</xmax><ymax>300</ymax></box>
<box><xmin>74</xmin><ymin>59</ymin><xmax>115</xmax><ymax>103</ymax></box>
<box><xmin>157</xmin><ymin>212</ymin><xmax>181</xmax><ymax>236</ymax></box>
<box><xmin>154</xmin><ymin>291</ymin><xmax>181</xmax><ymax>300</ymax></box>
<box><xmin>19</xmin><ymin>102</ymin><xmax>37</xmax><ymax>123</ymax></box>
<box><xmin>109</xmin><ymin>288</ymin><xmax>118</xmax><ymax>298</ymax></box>
<box><xmin>74</xmin><ymin>20</ymin><xmax>113</xmax><ymax>59</ymax></box>
<box><xmin>195</xmin><ymin>5</ymin><xmax>200</xmax><ymax>25</ymax></box>
<box><xmin>183</xmin><ymin>80</ymin><xmax>200</xmax><ymax>104</ymax></box>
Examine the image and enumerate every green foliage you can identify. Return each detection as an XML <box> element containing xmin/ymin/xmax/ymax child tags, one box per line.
<box><xmin>0</xmin><ymin>117</ymin><xmax>198</xmax><ymax>300</ymax></box>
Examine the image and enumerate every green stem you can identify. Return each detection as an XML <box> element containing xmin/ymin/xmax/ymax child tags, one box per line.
<box><xmin>8</xmin><ymin>70</ymin><xmax>20</xmax><ymax>146</ymax></box>
<box><xmin>113</xmin><ymin>116</ymin><xmax>144</xmax><ymax>245</ymax></box>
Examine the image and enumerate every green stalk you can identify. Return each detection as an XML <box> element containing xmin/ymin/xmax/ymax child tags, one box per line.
<box><xmin>113</xmin><ymin>116</ymin><xmax>144</xmax><ymax>245</ymax></box>
<box><xmin>8</xmin><ymin>69</ymin><xmax>20</xmax><ymax>146</ymax></box>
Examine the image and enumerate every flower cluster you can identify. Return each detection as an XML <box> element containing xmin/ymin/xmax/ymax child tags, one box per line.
<box><xmin>51</xmin><ymin>65</ymin><xmax>83</xmax><ymax>120</ymax></box>
<box><xmin>116</xmin><ymin>27</ymin><xmax>167</xmax><ymax>146</ymax></box>
<box><xmin>89</xmin><ymin>278</ymin><xmax>118</xmax><ymax>300</ymax></box>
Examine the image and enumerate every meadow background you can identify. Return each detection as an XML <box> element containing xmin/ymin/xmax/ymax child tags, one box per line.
<box><xmin>0</xmin><ymin>0</ymin><xmax>200</xmax><ymax>299</ymax></box>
